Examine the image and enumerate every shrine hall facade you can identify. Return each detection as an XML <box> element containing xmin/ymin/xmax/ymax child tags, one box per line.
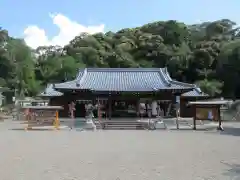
<box><xmin>40</xmin><ymin>68</ymin><xmax>208</xmax><ymax>118</ymax></box>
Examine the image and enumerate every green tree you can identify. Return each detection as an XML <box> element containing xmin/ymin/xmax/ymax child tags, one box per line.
<box><xmin>1</xmin><ymin>18</ymin><xmax>240</xmax><ymax>97</ymax></box>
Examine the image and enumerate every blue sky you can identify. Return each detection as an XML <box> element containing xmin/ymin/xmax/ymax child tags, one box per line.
<box><xmin>1</xmin><ymin>0</ymin><xmax>240</xmax><ymax>48</ymax></box>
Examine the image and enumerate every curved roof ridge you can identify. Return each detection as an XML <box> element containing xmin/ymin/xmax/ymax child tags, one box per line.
<box><xmin>39</xmin><ymin>83</ymin><xmax>63</xmax><ymax>97</ymax></box>
<box><xmin>161</xmin><ymin>68</ymin><xmax>195</xmax><ymax>88</ymax></box>
<box><xmin>170</xmin><ymin>79</ymin><xmax>196</xmax><ymax>87</ymax></box>
<box><xmin>158</xmin><ymin>68</ymin><xmax>171</xmax><ymax>86</ymax></box>
<box><xmin>76</xmin><ymin>68</ymin><xmax>88</xmax><ymax>87</ymax></box>
<box><xmin>75</xmin><ymin>68</ymin><xmax>86</xmax><ymax>80</ymax></box>
<box><xmin>161</xmin><ymin>67</ymin><xmax>195</xmax><ymax>88</ymax></box>
<box><xmin>46</xmin><ymin>84</ymin><xmax>58</xmax><ymax>92</ymax></box>
<box><xmin>194</xmin><ymin>87</ymin><xmax>202</xmax><ymax>94</ymax></box>
<box><xmin>54</xmin><ymin>69</ymin><xmax>86</xmax><ymax>89</ymax></box>
<box><xmin>162</xmin><ymin>67</ymin><xmax>172</xmax><ymax>81</ymax></box>
<box><xmin>162</xmin><ymin>68</ymin><xmax>207</xmax><ymax>96</ymax></box>
<box><xmin>46</xmin><ymin>83</ymin><xmax>53</xmax><ymax>89</ymax></box>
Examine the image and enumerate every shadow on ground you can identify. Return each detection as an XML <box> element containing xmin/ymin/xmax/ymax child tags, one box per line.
<box><xmin>169</xmin><ymin>128</ymin><xmax>207</xmax><ymax>131</ymax></box>
<box><xmin>220</xmin><ymin>127</ymin><xmax>240</xmax><ymax>137</ymax></box>
<box><xmin>222</xmin><ymin>162</ymin><xmax>240</xmax><ymax>180</ymax></box>
<box><xmin>10</xmin><ymin>128</ymin><xmax>58</xmax><ymax>131</ymax></box>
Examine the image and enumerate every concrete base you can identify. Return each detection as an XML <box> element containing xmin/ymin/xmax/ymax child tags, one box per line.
<box><xmin>155</xmin><ymin>121</ymin><xmax>167</xmax><ymax>129</ymax></box>
<box><xmin>83</xmin><ymin>120</ymin><xmax>97</xmax><ymax>130</ymax></box>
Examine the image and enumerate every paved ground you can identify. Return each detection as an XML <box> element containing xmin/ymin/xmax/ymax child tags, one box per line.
<box><xmin>1</xmin><ymin>120</ymin><xmax>240</xmax><ymax>180</ymax></box>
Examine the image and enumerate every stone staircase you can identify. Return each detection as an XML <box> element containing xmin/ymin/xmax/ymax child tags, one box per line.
<box><xmin>61</xmin><ymin>118</ymin><xmax>166</xmax><ymax>130</ymax></box>
<box><xmin>94</xmin><ymin>118</ymin><xmax>144</xmax><ymax>130</ymax></box>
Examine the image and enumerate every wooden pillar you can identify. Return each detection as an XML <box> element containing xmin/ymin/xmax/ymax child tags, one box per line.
<box><xmin>97</xmin><ymin>98</ymin><xmax>100</xmax><ymax>121</ymax></box>
<box><xmin>164</xmin><ymin>102</ymin><xmax>166</xmax><ymax>116</ymax></box>
<box><xmin>24</xmin><ymin>108</ymin><xmax>29</xmax><ymax>131</ymax></box>
<box><xmin>180</xmin><ymin>97</ymin><xmax>183</xmax><ymax>117</ymax></box>
<box><xmin>136</xmin><ymin>99</ymin><xmax>139</xmax><ymax>117</ymax></box>
<box><xmin>108</xmin><ymin>95</ymin><xmax>112</xmax><ymax>120</ymax></box>
<box><xmin>217</xmin><ymin>105</ymin><xmax>223</xmax><ymax>131</ymax></box>
<box><xmin>193</xmin><ymin>105</ymin><xmax>196</xmax><ymax>130</ymax></box>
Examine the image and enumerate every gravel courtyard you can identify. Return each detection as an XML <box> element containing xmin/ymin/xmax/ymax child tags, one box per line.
<box><xmin>1</xmin><ymin>120</ymin><xmax>240</xmax><ymax>180</ymax></box>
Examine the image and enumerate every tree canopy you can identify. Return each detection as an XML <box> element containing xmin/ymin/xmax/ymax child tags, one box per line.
<box><xmin>1</xmin><ymin>19</ymin><xmax>240</xmax><ymax>98</ymax></box>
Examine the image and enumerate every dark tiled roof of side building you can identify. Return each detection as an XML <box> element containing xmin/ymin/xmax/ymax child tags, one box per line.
<box><xmin>181</xmin><ymin>87</ymin><xmax>209</xmax><ymax>97</ymax></box>
<box><xmin>39</xmin><ymin>84</ymin><xmax>63</xmax><ymax>97</ymax></box>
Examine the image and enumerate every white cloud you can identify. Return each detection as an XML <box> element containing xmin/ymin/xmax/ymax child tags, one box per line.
<box><xmin>23</xmin><ymin>13</ymin><xmax>105</xmax><ymax>49</ymax></box>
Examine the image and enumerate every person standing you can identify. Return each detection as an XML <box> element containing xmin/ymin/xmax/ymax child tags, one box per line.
<box><xmin>139</xmin><ymin>102</ymin><xmax>145</xmax><ymax>119</ymax></box>
<box><xmin>151</xmin><ymin>100</ymin><xmax>157</xmax><ymax>118</ymax></box>
<box><xmin>175</xmin><ymin>103</ymin><xmax>180</xmax><ymax>129</ymax></box>
<box><xmin>85</xmin><ymin>102</ymin><xmax>94</xmax><ymax>120</ymax></box>
<box><xmin>85</xmin><ymin>102</ymin><xmax>96</xmax><ymax>130</ymax></box>
<box><xmin>146</xmin><ymin>101</ymin><xmax>152</xmax><ymax>118</ymax></box>
<box><xmin>68</xmin><ymin>101</ymin><xmax>76</xmax><ymax>130</ymax></box>
<box><xmin>157</xmin><ymin>101</ymin><xmax>161</xmax><ymax>117</ymax></box>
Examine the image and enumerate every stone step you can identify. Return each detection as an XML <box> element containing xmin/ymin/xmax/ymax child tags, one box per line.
<box><xmin>94</xmin><ymin>121</ymin><xmax>141</xmax><ymax>123</ymax></box>
<box><xmin>94</xmin><ymin>123</ymin><xmax>144</xmax><ymax>130</ymax></box>
<box><xmin>104</xmin><ymin>127</ymin><xmax>142</xmax><ymax>130</ymax></box>
<box><xmin>105</xmin><ymin>124</ymin><xmax>140</xmax><ymax>127</ymax></box>
<box><xmin>104</xmin><ymin>125</ymin><xmax>143</xmax><ymax>129</ymax></box>
<box><xmin>103</xmin><ymin>124</ymin><xmax>144</xmax><ymax>129</ymax></box>
<box><xmin>100</xmin><ymin>123</ymin><xmax>142</xmax><ymax>126</ymax></box>
<box><xmin>95</xmin><ymin>123</ymin><xmax>139</xmax><ymax>125</ymax></box>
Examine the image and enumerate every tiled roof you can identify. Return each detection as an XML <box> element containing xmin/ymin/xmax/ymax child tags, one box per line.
<box><xmin>54</xmin><ymin>68</ymin><xmax>195</xmax><ymax>92</ymax></box>
<box><xmin>39</xmin><ymin>84</ymin><xmax>63</xmax><ymax>97</ymax></box>
<box><xmin>181</xmin><ymin>87</ymin><xmax>209</xmax><ymax>97</ymax></box>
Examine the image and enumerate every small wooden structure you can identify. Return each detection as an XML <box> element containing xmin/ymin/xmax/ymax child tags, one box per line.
<box><xmin>180</xmin><ymin>88</ymin><xmax>209</xmax><ymax>117</ymax></box>
<box><xmin>14</xmin><ymin>99</ymin><xmax>49</xmax><ymax>121</ymax></box>
<box><xmin>188</xmin><ymin>100</ymin><xmax>232</xmax><ymax>131</ymax></box>
<box><xmin>21</xmin><ymin>106</ymin><xmax>63</xmax><ymax>130</ymax></box>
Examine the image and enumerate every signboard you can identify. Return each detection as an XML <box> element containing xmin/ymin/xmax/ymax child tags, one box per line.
<box><xmin>196</xmin><ymin>107</ymin><xmax>217</xmax><ymax>121</ymax></box>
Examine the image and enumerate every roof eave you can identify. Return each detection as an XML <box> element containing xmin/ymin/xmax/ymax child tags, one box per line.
<box><xmin>38</xmin><ymin>93</ymin><xmax>63</xmax><ymax>97</ymax></box>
